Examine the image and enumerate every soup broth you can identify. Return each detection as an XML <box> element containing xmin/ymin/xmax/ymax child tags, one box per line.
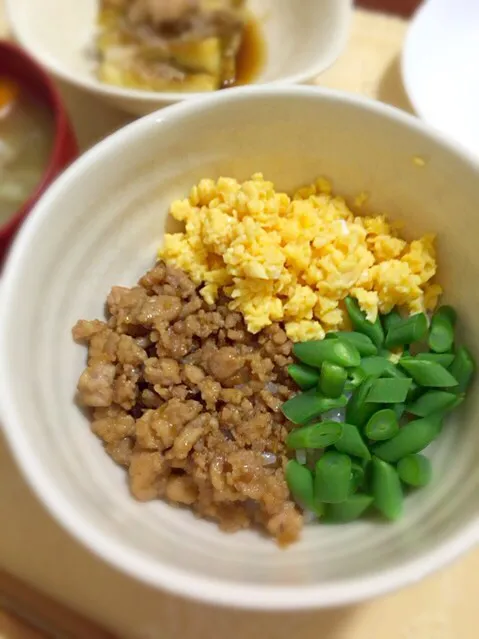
<box><xmin>0</xmin><ymin>78</ymin><xmax>55</xmax><ymax>225</ymax></box>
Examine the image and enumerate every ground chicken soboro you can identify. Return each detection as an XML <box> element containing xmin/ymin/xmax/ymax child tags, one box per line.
<box><xmin>73</xmin><ymin>261</ymin><xmax>303</xmax><ymax>545</ymax></box>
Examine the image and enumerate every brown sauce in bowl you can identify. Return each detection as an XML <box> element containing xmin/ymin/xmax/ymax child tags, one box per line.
<box><xmin>229</xmin><ymin>18</ymin><xmax>266</xmax><ymax>88</ymax></box>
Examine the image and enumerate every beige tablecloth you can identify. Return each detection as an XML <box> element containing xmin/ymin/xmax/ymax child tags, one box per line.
<box><xmin>2</xmin><ymin>6</ymin><xmax>479</xmax><ymax>639</ymax></box>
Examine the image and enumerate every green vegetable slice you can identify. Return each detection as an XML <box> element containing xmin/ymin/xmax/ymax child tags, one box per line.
<box><xmin>397</xmin><ymin>454</ymin><xmax>432</xmax><ymax>488</ymax></box>
<box><xmin>286</xmin><ymin>421</ymin><xmax>343</xmax><ymax>449</ymax></box>
<box><xmin>365</xmin><ymin>377</ymin><xmax>412</xmax><ymax>403</ymax></box>
<box><xmin>384</xmin><ymin>313</ymin><xmax>428</xmax><ymax>349</ymax></box>
<box><xmin>327</xmin><ymin>331</ymin><xmax>378</xmax><ymax>356</ymax></box>
<box><xmin>392</xmin><ymin>403</ymin><xmax>406</xmax><ymax>420</ymax></box>
<box><xmin>288</xmin><ymin>363</ymin><xmax>320</xmax><ymax>390</ymax></box>
<box><xmin>314</xmin><ymin>452</ymin><xmax>352</xmax><ymax>504</ymax></box>
<box><xmin>416</xmin><ymin>352</ymin><xmax>455</xmax><ymax>367</ymax></box>
<box><xmin>351</xmin><ymin>461</ymin><xmax>367</xmax><ymax>492</ymax></box>
<box><xmin>373</xmin><ymin>412</ymin><xmax>443</xmax><ymax>462</ymax></box>
<box><xmin>365</xmin><ymin>409</ymin><xmax>399</xmax><ymax>441</ymax></box>
<box><xmin>335</xmin><ymin>422</ymin><xmax>371</xmax><ymax>460</ymax></box>
<box><xmin>428</xmin><ymin>306</ymin><xmax>456</xmax><ymax>353</ymax></box>
<box><xmin>325</xmin><ymin>494</ymin><xmax>373</xmax><ymax>523</ymax></box>
<box><xmin>372</xmin><ymin>457</ymin><xmax>403</xmax><ymax>520</ymax></box>
<box><xmin>281</xmin><ymin>392</ymin><xmax>348</xmax><ymax>425</ymax></box>
<box><xmin>354</xmin><ymin>356</ymin><xmax>391</xmax><ymax>380</ymax></box>
<box><xmin>399</xmin><ymin>358</ymin><xmax>458</xmax><ymax>387</ymax></box>
<box><xmin>293</xmin><ymin>340</ymin><xmax>361</xmax><ymax>369</ymax></box>
<box><xmin>407</xmin><ymin>390</ymin><xmax>459</xmax><ymax>417</ymax></box>
<box><xmin>345</xmin><ymin>377</ymin><xmax>378</xmax><ymax>427</ymax></box>
<box><xmin>449</xmin><ymin>346</ymin><xmax>476</xmax><ymax>393</ymax></box>
<box><xmin>285</xmin><ymin>460</ymin><xmax>318</xmax><ymax>513</ymax></box>
<box><xmin>382</xmin><ymin>309</ymin><xmax>402</xmax><ymax>333</ymax></box>
<box><xmin>344</xmin><ymin>296</ymin><xmax>384</xmax><ymax>348</ymax></box>
<box><xmin>319</xmin><ymin>361</ymin><xmax>347</xmax><ymax>398</ymax></box>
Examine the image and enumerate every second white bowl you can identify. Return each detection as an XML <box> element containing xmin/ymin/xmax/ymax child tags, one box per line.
<box><xmin>402</xmin><ymin>0</ymin><xmax>479</xmax><ymax>156</ymax></box>
<box><xmin>6</xmin><ymin>0</ymin><xmax>352</xmax><ymax>115</ymax></box>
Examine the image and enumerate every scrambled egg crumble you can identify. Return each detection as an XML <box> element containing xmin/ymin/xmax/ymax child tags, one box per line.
<box><xmin>159</xmin><ymin>174</ymin><xmax>442</xmax><ymax>341</ymax></box>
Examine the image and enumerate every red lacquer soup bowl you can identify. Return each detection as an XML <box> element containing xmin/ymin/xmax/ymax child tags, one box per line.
<box><xmin>0</xmin><ymin>41</ymin><xmax>78</xmax><ymax>262</ymax></box>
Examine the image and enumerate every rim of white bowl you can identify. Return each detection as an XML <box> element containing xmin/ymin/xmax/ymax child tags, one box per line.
<box><xmin>5</xmin><ymin>0</ymin><xmax>353</xmax><ymax>105</ymax></box>
<box><xmin>2</xmin><ymin>85</ymin><xmax>479</xmax><ymax>610</ymax></box>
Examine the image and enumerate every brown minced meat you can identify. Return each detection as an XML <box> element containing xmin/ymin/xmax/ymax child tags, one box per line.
<box><xmin>73</xmin><ymin>261</ymin><xmax>303</xmax><ymax>545</ymax></box>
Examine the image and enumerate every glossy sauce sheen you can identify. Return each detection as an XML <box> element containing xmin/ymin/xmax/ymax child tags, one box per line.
<box><xmin>229</xmin><ymin>19</ymin><xmax>265</xmax><ymax>88</ymax></box>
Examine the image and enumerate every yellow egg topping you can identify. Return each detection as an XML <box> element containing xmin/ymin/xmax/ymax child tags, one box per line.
<box><xmin>159</xmin><ymin>174</ymin><xmax>441</xmax><ymax>341</ymax></box>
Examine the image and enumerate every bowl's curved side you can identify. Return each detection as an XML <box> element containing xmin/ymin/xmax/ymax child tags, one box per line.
<box><xmin>1</xmin><ymin>86</ymin><xmax>479</xmax><ymax>609</ymax></box>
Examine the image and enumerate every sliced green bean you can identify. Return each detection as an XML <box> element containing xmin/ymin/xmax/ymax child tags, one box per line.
<box><xmin>355</xmin><ymin>356</ymin><xmax>391</xmax><ymax>379</ymax></box>
<box><xmin>373</xmin><ymin>412</ymin><xmax>443</xmax><ymax>462</ymax></box>
<box><xmin>365</xmin><ymin>409</ymin><xmax>399</xmax><ymax>441</ymax></box>
<box><xmin>436</xmin><ymin>306</ymin><xmax>457</xmax><ymax>323</ymax></box>
<box><xmin>285</xmin><ymin>460</ymin><xmax>317</xmax><ymax>512</ymax></box>
<box><xmin>325</xmin><ymin>494</ymin><xmax>374</xmax><ymax>523</ymax></box>
<box><xmin>383</xmin><ymin>360</ymin><xmax>409</xmax><ymax>380</ymax></box>
<box><xmin>382</xmin><ymin>309</ymin><xmax>402</xmax><ymax>333</ymax></box>
<box><xmin>345</xmin><ymin>377</ymin><xmax>378</xmax><ymax>427</ymax></box>
<box><xmin>392</xmin><ymin>403</ymin><xmax>405</xmax><ymax>420</ymax></box>
<box><xmin>281</xmin><ymin>392</ymin><xmax>348</xmax><ymax>425</ymax></box>
<box><xmin>327</xmin><ymin>331</ymin><xmax>378</xmax><ymax>357</ymax></box>
<box><xmin>344</xmin><ymin>379</ymin><xmax>358</xmax><ymax>392</ymax></box>
<box><xmin>319</xmin><ymin>361</ymin><xmax>347</xmax><ymax>398</ymax></box>
<box><xmin>344</xmin><ymin>296</ymin><xmax>384</xmax><ymax>348</ymax></box>
<box><xmin>416</xmin><ymin>352</ymin><xmax>455</xmax><ymax>367</ymax></box>
<box><xmin>351</xmin><ymin>462</ymin><xmax>366</xmax><ymax>492</ymax></box>
<box><xmin>449</xmin><ymin>346</ymin><xmax>476</xmax><ymax>393</ymax></box>
<box><xmin>407</xmin><ymin>381</ymin><xmax>422</xmax><ymax>402</ymax></box>
<box><xmin>335</xmin><ymin>422</ymin><xmax>371</xmax><ymax>460</ymax></box>
<box><xmin>372</xmin><ymin>457</ymin><xmax>403</xmax><ymax>520</ymax></box>
<box><xmin>407</xmin><ymin>390</ymin><xmax>459</xmax><ymax>417</ymax></box>
<box><xmin>288</xmin><ymin>363</ymin><xmax>320</xmax><ymax>390</ymax></box>
<box><xmin>314</xmin><ymin>452</ymin><xmax>352</xmax><ymax>504</ymax></box>
<box><xmin>349</xmin><ymin>368</ymin><xmax>367</xmax><ymax>388</ymax></box>
<box><xmin>399</xmin><ymin>358</ymin><xmax>458</xmax><ymax>387</ymax></box>
<box><xmin>365</xmin><ymin>377</ymin><xmax>412</xmax><ymax>403</ymax></box>
<box><xmin>349</xmin><ymin>356</ymin><xmax>392</xmax><ymax>388</ymax></box>
<box><xmin>293</xmin><ymin>339</ymin><xmax>361</xmax><ymax>369</ymax></box>
<box><xmin>384</xmin><ymin>313</ymin><xmax>428</xmax><ymax>349</ymax></box>
<box><xmin>397</xmin><ymin>454</ymin><xmax>432</xmax><ymax>488</ymax></box>
<box><xmin>428</xmin><ymin>306</ymin><xmax>456</xmax><ymax>353</ymax></box>
<box><xmin>286</xmin><ymin>421</ymin><xmax>343</xmax><ymax>449</ymax></box>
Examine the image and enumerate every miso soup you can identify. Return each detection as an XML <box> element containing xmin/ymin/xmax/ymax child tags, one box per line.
<box><xmin>0</xmin><ymin>78</ymin><xmax>55</xmax><ymax>224</ymax></box>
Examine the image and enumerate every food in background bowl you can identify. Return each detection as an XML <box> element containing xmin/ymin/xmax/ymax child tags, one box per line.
<box><xmin>96</xmin><ymin>0</ymin><xmax>264</xmax><ymax>92</ymax></box>
<box><xmin>7</xmin><ymin>0</ymin><xmax>352</xmax><ymax>115</ymax></box>
<box><xmin>0</xmin><ymin>77</ymin><xmax>55</xmax><ymax>225</ymax></box>
<box><xmin>73</xmin><ymin>173</ymin><xmax>475</xmax><ymax>544</ymax></box>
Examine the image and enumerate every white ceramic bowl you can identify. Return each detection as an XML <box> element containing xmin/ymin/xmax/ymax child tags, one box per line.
<box><xmin>5</xmin><ymin>0</ymin><xmax>352</xmax><ymax>115</ymax></box>
<box><xmin>2</xmin><ymin>86</ymin><xmax>479</xmax><ymax>610</ymax></box>
<box><xmin>402</xmin><ymin>0</ymin><xmax>479</xmax><ymax>156</ymax></box>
